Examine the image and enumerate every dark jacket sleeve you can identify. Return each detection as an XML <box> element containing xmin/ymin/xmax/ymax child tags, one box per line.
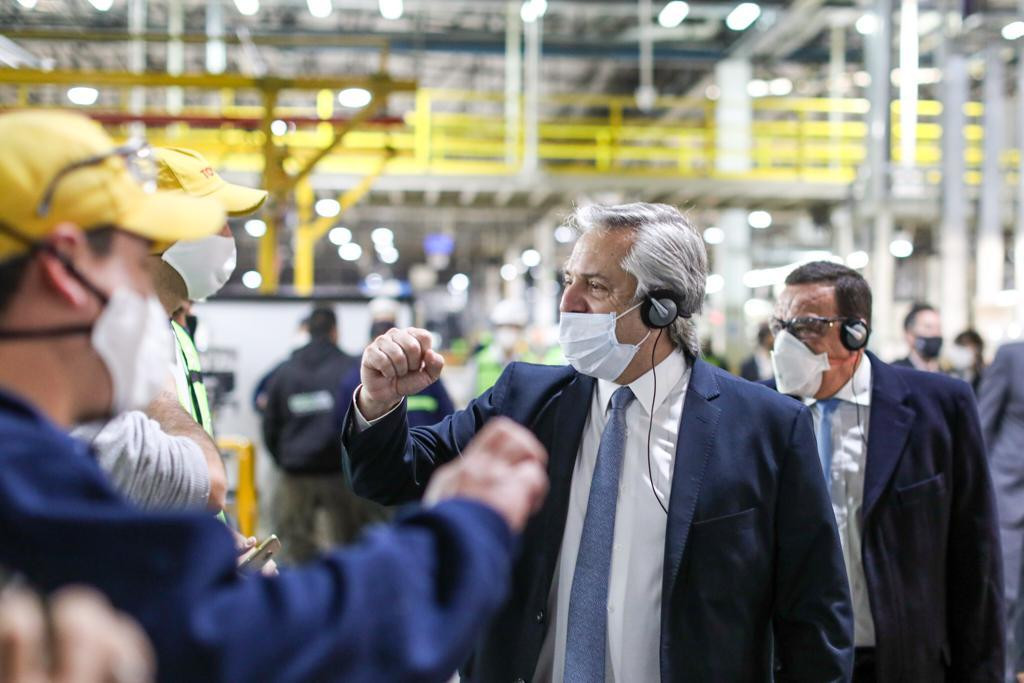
<box><xmin>344</xmin><ymin>369</ymin><xmax>510</xmax><ymax>505</ymax></box>
<box><xmin>947</xmin><ymin>384</ymin><xmax>1005</xmax><ymax>680</ymax></box>
<box><xmin>260</xmin><ymin>367</ymin><xmax>286</xmax><ymax>463</ymax></box>
<box><xmin>0</xmin><ymin>438</ymin><xmax>515</xmax><ymax>683</ymax></box>
<box><xmin>334</xmin><ymin>365</ymin><xmax>362</xmax><ymax>428</ymax></box>
<box><xmin>772</xmin><ymin>405</ymin><xmax>854</xmax><ymax>682</ymax></box>
<box><xmin>430</xmin><ymin>379</ymin><xmax>456</xmax><ymax>420</ymax></box>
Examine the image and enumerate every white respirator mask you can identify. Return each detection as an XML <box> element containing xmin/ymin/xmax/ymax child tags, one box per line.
<box><xmin>91</xmin><ymin>288</ymin><xmax>175</xmax><ymax>414</ymax></box>
<box><xmin>771</xmin><ymin>329</ymin><xmax>831</xmax><ymax>398</ymax></box>
<box><xmin>161</xmin><ymin>234</ymin><xmax>237</xmax><ymax>301</ymax></box>
<box><xmin>558</xmin><ymin>301</ymin><xmax>650</xmax><ymax>382</ymax></box>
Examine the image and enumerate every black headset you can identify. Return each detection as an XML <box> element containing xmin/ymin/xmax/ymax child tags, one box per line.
<box><xmin>640</xmin><ymin>289</ymin><xmax>689</xmax><ymax>329</ymax></box>
<box><xmin>839</xmin><ymin>318</ymin><xmax>871</xmax><ymax>352</ymax></box>
<box><xmin>637</xmin><ymin>288</ymin><xmax>690</xmax><ymax>516</ymax></box>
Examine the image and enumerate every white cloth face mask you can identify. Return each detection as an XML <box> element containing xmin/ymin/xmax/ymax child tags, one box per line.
<box><xmin>558</xmin><ymin>301</ymin><xmax>651</xmax><ymax>382</ymax></box>
<box><xmin>771</xmin><ymin>329</ymin><xmax>831</xmax><ymax>397</ymax></box>
<box><xmin>161</xmin><ymin>235</ymin><xmax>237</xmax><ymax>302</ymax></box>
<box><xmin>91</xmin><ymin>289</ymin><xmax>174</xmax><ymax>414</ymax></box>
<box><xmin>947</xmin><ymin>344</ymin><xmax>974</xmax><ymax>371</ymax></box>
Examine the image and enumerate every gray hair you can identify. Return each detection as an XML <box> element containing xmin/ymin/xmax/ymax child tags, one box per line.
<box><xmin>566</xmin><ymin>202</ymin><xmax>707</xmax><ymax>358</ymax></box>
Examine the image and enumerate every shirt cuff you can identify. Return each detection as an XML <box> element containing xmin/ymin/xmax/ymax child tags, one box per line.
<box><xmin>351</xmin><ymin>385</ymin><xmax>403</xmax><ymax>433</ymax></box>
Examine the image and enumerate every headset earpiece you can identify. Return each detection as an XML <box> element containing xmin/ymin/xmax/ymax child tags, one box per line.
<box><xmin>840</xmin><ymin>318</ymin><xmax>870</xmax><ymax>352</ymax></box>
<box><xmin>641</xmin><ymin>290</ymin><xmax>686</xmax><ymax>329</ymax></box>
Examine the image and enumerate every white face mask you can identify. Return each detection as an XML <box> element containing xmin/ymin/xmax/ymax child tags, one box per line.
<box><xmin>947</xmin><ymin>344</ymin><xmax>975</xmax><ymax>371</ymax></box>
<box><xmin>494</xmin><ymin>327</ymin><xmax>520</xmax><ymax>353</ymax></box>
<box><xmin>161</xmin><ymin>235</ymin><xmax>237</xmax><ymax>302</ymax></box>
<box><xmin>91</xmin><ymin>289</ymin><xmax>174</xmax><ymax>415</ymax></box>
<box><xmin>771</xmin><ymin>329</ymin><xmax>831</xmax><ymax>397</ymax></box>
<box><xmin>558</xmin><ymin>301</ymin><xmax>651</xmax><ymax>382</ymax></box>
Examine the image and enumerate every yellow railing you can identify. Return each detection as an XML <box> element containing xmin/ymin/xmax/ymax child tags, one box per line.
<box><xmin>1</xmin><ymin>81</ymin><xmax>1019</xmax><ymax>184</ymax></box>
<box><xmin>217</xmin><ymin>437</ymin><xmax>258</xmax><ymax>538</ymax></box>
<box><xmin>142</xmin><ymin>90</ymin><xmax>1015</xmax><ymax>185</ymax></box>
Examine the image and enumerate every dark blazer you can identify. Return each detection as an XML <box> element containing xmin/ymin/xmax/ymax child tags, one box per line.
<box><xmin>768</xmin><ymin>352</ymin><xmax>1005</xmax><ymax>681</ymax></box>
<box><xmin>346</xmin><ymin>358</ymin><xmax>853</xmax><ymax>682</ymax></box>
<box><xmin>739</xmin><ymin>354</ymin><xmax>762</xmax><ymax>381</ymax></box>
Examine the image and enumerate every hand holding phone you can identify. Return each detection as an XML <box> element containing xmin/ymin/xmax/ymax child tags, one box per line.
<box><xmin>238</xmin><ymin>535</ymin><xmax>280</xmax><ymax>572</ymax></box>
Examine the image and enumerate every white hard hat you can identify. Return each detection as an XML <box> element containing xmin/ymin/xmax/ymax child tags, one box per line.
<box><xmin>491</xmin><ymin>299</ymin><xmax>529</xmax><ymax>327</ymax></box>
<box><xmin>368</xmin><ymin>297</ymin><xmax>399</xmax><ymax>321</ymax></box>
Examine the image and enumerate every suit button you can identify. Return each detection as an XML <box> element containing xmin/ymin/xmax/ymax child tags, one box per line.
<box><xmin>514</xmin><ymin>678</ymin><xmax>526</xmax><ymax>683</ymax></box>
<box><xmin>535</xmin><ymin>610</ymin><xmax>545</xmax><ymax>624</ymax></box>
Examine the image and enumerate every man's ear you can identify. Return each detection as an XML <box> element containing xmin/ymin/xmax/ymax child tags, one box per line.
<box><xmin>37</xmin><ymin>223</ymin><xmax>95</xmax><ymax>309</ymax></box>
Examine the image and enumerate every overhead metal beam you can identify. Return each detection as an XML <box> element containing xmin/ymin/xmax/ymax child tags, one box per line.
<box><xmin>0</xmin><ymin>67</ymin><xmax>417</xmax><ymax>94</ymax></box>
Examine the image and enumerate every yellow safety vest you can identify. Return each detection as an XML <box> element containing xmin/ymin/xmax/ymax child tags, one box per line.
<box><xmin>171</xmin><ymin>321</ymin><xmax>213</xmax><ymax>436</ymax></box>
<box><xmin>473</xmin><ymin>345</ymin><xmax>507</xmax><ymax>398</ymax></box>
<box><xmin>171</xmin><ymin>321</ymin><xmax>227</xmax><ymax>524</ymax></box>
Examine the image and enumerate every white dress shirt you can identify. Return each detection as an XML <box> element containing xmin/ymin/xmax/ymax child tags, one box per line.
<box><xmin>533</xmin><ymin>350</ymin><xmax>690</xmax><ymax>683</ymax></box>
<box><xmin>804</xmin><ymin>354</ymin><xmax>875</xmax><ymax>647</ymax></box>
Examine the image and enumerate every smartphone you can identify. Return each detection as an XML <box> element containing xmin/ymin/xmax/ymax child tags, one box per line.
<box><xmin>238</xmin><ymin>534</ymin><xmax>280</xmax><ymax>572</ymax></box>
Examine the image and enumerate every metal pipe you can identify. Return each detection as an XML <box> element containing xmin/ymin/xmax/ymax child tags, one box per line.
<box><xmin>1018</xmin><ymin>0</ymin><xmax>1024</xmax><ymax>324</ymax></box>
<box><xmin>504</xmin><ymin>0</ymin><xmax>521</xmax><ymax>166</ymax></box>
<box><xmin>977</xmin><ymin>45</ymin><xmax>1005</xmax><ymax>303</ymax></box>
<box><xmin>866</xmin><ymin>0</ymin><xmax>894</xmax><ymax>350</ymax></box>
<box><xmin>522</xmin><ymin>9</ymin><xmax>541</xmax><ymax>174</ymax></box>
<box><xmin>167</xmin><ymin>0</ymin><xmax>183</xmax><ymax>114</ymax></box>
<box><xmin>940</xmin><ymin>48</ymin><xmax>969</xmax><ymax>334</ymax></box>
<box><xmin>898</xmin><ymin>0</ymin><xmax>919</xmax><ymax>168</ymax></box>
<box><xmin>0</xmin><ymin>68</ymin><xmax>417</xmax><ymax>93</ymax></box>
<box><xmin>828</xmin><ymin>22</ymin><xmax>845</xmax><ymax>170</ymax></box>
<box><xmin>636</xmin><ymin>0</ymin><xmax>655</xmax><ymax>111</ymax></box>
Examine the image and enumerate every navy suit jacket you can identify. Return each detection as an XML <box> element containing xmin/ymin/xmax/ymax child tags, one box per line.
<box><xmin>347</xmin><ymin>358</ymin><xmax>854</xmax><ymax>682</ymax></box>
<box><xmin>767</xmin><ymin>352</ymin><xmax>1004</xmax><ymax>681</ymax></box>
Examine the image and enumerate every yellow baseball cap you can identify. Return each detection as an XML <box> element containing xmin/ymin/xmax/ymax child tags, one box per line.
<box><xmin>0</xmin><ymin>110</ymin><xmax>226</xmax><ymax>262</ymax></box>
<box><xmin>156</xmin><ymin>147</ymin><xmax>268</xmax><ymax>217</ymax></box>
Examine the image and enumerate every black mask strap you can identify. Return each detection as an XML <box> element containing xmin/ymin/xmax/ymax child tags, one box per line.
<box><xmin>0</xmin><ymin>221</ymin><xmax>109</xmax><ymax>341</ymax></box>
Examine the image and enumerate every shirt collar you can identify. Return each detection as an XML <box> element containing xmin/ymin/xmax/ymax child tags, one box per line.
<box><xmin>596</xmin><ymin>349</ymin><xmax>690</xmax><ymax>416</ymax></box>
<box><xmin>804</xmin><ymin>353</ymin><xmax>872</xmax><ymax>407</ymax></box>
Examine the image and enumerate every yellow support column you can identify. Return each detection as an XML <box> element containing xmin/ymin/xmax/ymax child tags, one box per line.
<box><xmin>259</xmin><ymin>87</ymin><xmax>282</xmax><ymax>295</ymax></box>
<box><xmin>414</xmin><ymin>89</ymin><xmax>432</xmax><ymax>169</ymax></box>
<box><xmin>316</xmin><ymin>88</ymin><xmax>334</xmax><ymax>144</ymax></box>
<box><xmin>293</xmin><ymin>179</ymin><xmax>316</xmax><ymax>296</ymax></box>
<box><xmin>217</xmin><ymin>437</ymin><xmax>258</xmax><ymax>538</ymax></box>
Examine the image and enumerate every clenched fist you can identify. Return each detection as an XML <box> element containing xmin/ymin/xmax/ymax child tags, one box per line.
<box><xmin>357</xmin><ymin>327</ymin><xmax>445</xmax><ymax>421</ymax></box>
<box><xmin>424</xmin><ymin>417</ymin><xmax>549</xmax><ymax>533</ymax></box>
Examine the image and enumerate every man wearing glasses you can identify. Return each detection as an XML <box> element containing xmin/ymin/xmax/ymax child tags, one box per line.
<box><xmin>767</xmin><ymin>260</ymin><xmax>1003</xmax><ymax>682</ymax></box>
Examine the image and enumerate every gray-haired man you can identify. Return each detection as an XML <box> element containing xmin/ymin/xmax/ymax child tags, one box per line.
<box><xmin>344</xmin><ymin>203</ymin><xmax>853</xmax><ymax>682</ymax></box>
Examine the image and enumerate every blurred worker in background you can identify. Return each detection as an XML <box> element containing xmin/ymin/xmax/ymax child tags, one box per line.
<box><xmin>336</xmin><ymin>297</ymin><xmax>455</xmax><ymax>429</ymax></box>
<box><xmin>0</xmin><ymin>109</ymin><xmax>550</xmax><ymax>682</ymax></box>
<box><xmin>893</xmin><ymin>302</ymin><xmax>943</xmax><ymax>373</ymax></box>
<box><xmin>948</xmin><ymin>329</ymin><xmax>986</xmax><ymax>394</ymax></box>
<box><xmin>978</xmin><ymin>338</ymin><xmax>1024</xmax><ymax>680</ymax></box>
<box><xmin>522</xmin><ymin>324</ymin><xmax>566</xmax><ymax>366</ymax></box>
<box><xmin>700</xmin><ymin>337</ymin><xmax>727</xmax><ymax>369</ymax></box>
<box><xmin>473</xmin><ymin>298</ymin><xmax>529</xmax><ymax>396</ymax></box>
<box><xmin>253</xmin><ymin>315</ymin><xmax>309</xmax><ymax>414</ymax></box>
<box><xmin>767</xmin><ymin>261</ymin><xmax>1003</xmax><ymax>682</ymax></box>
<box><xmin>262</xmin><ymin>306</ymin><xmax>386</xmax><ymax>563</ymax></box>
<box><xmin>344</xmin><ymin>203</ymin><xmax>852</xmax><ymax>682</ymax></box>
<box><xmin>739</xmin><ymin>322</ymin><xmax>774</xmax><ymax>382</ymax></box>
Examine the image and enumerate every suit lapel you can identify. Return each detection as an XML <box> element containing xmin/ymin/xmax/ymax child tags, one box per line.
<box><xmin>660</xmin><ymin>359</ymin><xmax>722</xmax><ymax>675</ymax></box>
<box><xmin>862</xmin><ymin>353</ymin><xmax>915</xmax><ymax>519</ymax></box>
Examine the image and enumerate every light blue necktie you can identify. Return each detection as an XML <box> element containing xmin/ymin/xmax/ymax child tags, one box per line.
<box><xmin>564</xmin><ymin>386</ymin><xmax>634</xmax><ymax>683</ymax></box>
<box><xmin>816</xmin><ymin>398</ymin><xmax>841</xmax><ymax>484</ymax></box>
